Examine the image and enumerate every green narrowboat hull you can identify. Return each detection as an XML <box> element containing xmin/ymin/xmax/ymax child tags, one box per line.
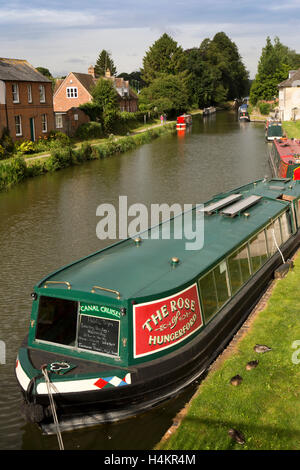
<box><xmin>15</xmin><ymin>178</ymin><xmax>300</xmax><ymax>432</ymax></box>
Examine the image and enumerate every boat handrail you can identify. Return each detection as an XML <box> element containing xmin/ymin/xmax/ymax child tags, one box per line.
<box><xmin>43</xmin><ymin>281</ymin><xmax>72</xmax><ymax>290</ymax></box>
<box><xmin>91</xmin><ymin>285</ymin><xmax>121</xmax><ymax>299</ymax></box>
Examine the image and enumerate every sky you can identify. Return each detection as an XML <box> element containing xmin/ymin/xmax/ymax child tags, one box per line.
<box><xmin>1</xmin><ymin>0</ymin><xmax>300</xmax><ymax>79</ymax></box>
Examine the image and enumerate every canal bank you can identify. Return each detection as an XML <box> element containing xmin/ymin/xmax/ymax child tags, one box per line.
<box><xmin>156</xmin><ymin>250</ymin><xmax>300</xmax><ymax>451</ymax></box>
<box><xmin>0</xmin><ymin>121</ymin><xmax>176</xmax><ymax>193</ymax></box>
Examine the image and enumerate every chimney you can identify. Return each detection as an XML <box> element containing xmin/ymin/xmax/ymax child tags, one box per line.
<box><xmin>88</xmin><ymin>65</ymin><xmax>95</xmax><ymax>78</ymax></box>
<box><xmin>289</xmin><ymin>70</ymin><xmax>297</xmax><ymax>79</ymax></box>
<box><xmin>105</xmin><ymin>68</ymin><xmax>111</xmax><ymax>78</ymax></box>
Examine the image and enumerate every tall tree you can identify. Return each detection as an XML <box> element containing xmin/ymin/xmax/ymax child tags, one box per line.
<box><xmin>94</xmin><ymin>50</ymin><xmax>117</xmax><ymax>77</ymax></box>
<box><xmin>250</xmin><ymin>37</ymin><xmax>300</xmax><ymax>104</ymax></box>
<box><xmin>141</xmin><ymin>33</ymin><xmax>187</xmax><ymax>84</ymax></box>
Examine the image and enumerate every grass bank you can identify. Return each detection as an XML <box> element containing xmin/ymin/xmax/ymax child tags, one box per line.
<box><xmin>0</xmin><ymin>122</ymin><xmax>175</xmax><ymax>192</ymax></box>
<box><xmin>156</xmin><ymin>252</ymin><xmax>300</xmax><ymax>451</ymax></box>
<box><xmin>282</xmin><ymin>121</ymin><xmax>300</xmax><ymax>139</ymax></box>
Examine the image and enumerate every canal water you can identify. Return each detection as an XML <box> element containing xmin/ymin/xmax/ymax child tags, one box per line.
<box><xmin>0</xmin><ymin>111</ymin><xmax>271</xmax><ymax>450</ymax></box>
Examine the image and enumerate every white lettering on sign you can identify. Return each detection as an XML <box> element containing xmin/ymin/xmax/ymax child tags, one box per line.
<box><xmin>80</xmin><ymin>304</ymin><xmax>120</xmax><ymax>319</ymax></box>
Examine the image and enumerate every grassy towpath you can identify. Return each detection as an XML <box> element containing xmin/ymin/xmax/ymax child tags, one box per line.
<box><xmin>156</xmin><ymin>252</ymin><xmax>300</xmax><ymax>451</ymax></box>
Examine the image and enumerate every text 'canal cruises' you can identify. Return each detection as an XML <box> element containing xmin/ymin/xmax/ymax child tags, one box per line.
<box><xmin>269</xmin><ymin>138</ymin><xmax>300</xmax><ymax>180</ymax></box>
<box><xmin>15</xmin><ymin>178</ymin><xmax>300</xmax><ymax>433</ymax></box>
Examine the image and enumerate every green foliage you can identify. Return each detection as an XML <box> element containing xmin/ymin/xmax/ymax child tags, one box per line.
<box><xmin>16</xmin><ymin>140</ymin><xmax>35</xmax><ymax>154</ymax></box>
<box><xmin>141</xmin><ymin>33</ymin><xmax>187</xmax><ymax>84</ymax></box>
<box><xmin>139</xmin><ymin>72</ymin><xmax>190</xmax><ymax>117</ymax></box>
<box><xmin>250</xmin><ymin>37</ymin><xmax>299</xmax><ymax>105</ymax></box>
<box><xmin>90</xmin><ymin>78</ymin><xmax>119</xmax><ymax>134</ymax></box>
<box><xmin>0</xmin><ymin>156</ymin><xmax>27</xmax><ymax>191</ymax></box>
<box><xmin>258</xmin><ymin>102</ymin><xmax>271</xmax><ymax>115</ymax></box>
<box><xmin>0</xmin><ymin>128</ymin><xmax>15</xmax><ymax>158</ymax></box>
<box><xmin>36</xmin><ymin>67</ymin><xmax>52</xmax><ymax>79</ymax></box>
<box><xmin>185</xmin><ymin>33</ymin><xmax>249</xmax><ymax>108</ymax></box>
<box><xmin>94</xmin><ymin>50</ymin><xmax>117</xmax><ymax>77</ymax></box>
<box><xmin>79</xmin><ymin>102</ymin><xmax>102</xmax><ymax>121</ymax></box>
<box><xmin>75</xmin><ymin>122</ymin><xmax>103</xmax><ymax>140</ymax></box>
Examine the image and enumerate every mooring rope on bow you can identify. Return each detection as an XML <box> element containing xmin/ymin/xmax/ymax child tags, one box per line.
<box><xmin>41</xmin><ymin>366</ymin><xmax>64</xmax><ymax>450</ymax></box>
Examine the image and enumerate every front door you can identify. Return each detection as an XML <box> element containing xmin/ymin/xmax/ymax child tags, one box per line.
<box><xmin>29</xmin><ymin>117</ymin><xmax>35</xmax><ymax>142</ymax></box>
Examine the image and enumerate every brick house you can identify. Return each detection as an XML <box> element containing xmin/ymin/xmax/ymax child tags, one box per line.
<box><xmin>278</xmin><ymin>69</ymin><xmax>300</xmax><ymax>121</ymax></box>
<box><xmin>53</xmin><ymin>67</ymin><xmax>138</xmax><ymax>135</ymax></box>
<box><xmin>0</xmin><ymin>58</ymin><xmax>54</xmax><ymax>142</ymax></box>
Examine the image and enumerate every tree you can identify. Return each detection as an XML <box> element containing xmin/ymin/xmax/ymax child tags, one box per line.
<box><xmin>138</xmin><ymin>72</ymin><xmax>190</xmax><ymax>117</ymax></box>
<box><xmin>36</xmin><ymin>67</ymin><xmax>52</xmax><ymax>78</ymax></box>
<box><xmin>90</xmin><ymin>78</ymin><xmax>119</xmax><ymax>133</ymax></box>
<box><xmin>141</xmin><ymin>33</ymin><xmax>187</xmax><ymax>84</ymax></box>
<box><xmin>94</xmin><ymin>50</ymin><xmax>117</xmax><ymax>77</ymax></box>
<box><xmin>250</xmin><ymin>37</ymin><xmax>300</xmax><ymax>104</ymax></box>
<box><xmin>184</xmin><ymin>33</ymin><xmax>249</xmax><ymax>108</ymax></box>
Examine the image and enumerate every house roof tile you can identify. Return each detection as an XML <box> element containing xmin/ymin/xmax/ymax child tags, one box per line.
<box><xmin>0</xmin><ymin>58</ymin><xmax>51</xmax><ymax>82</ymax></box>
<box><xmin>278</xmin><ymin>68</ymin><xmax>300</xmax><ymax>88</ymax></box>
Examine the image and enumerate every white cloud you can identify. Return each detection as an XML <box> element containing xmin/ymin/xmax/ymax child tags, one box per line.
<box><xmin>0</xmin><ymin>8</ymin><xmax>98</xmax><ymax>27</ymax></box>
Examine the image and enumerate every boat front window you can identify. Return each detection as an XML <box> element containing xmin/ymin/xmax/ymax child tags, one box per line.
<box><xmin>35</xmin><ymin>296</ymin><xmax>78</xmax><ymax>347</ymax></box>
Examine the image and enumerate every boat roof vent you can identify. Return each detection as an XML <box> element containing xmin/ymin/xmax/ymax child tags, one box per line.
<box><xmin>201</xmin><ymin>194</ymin><xmax>242</xmax><ymax>215</ymax></box>
<box><xmin>221</xmin><ymin>195</ymin><xmax>262</xmax><ymax>217</ymax></box>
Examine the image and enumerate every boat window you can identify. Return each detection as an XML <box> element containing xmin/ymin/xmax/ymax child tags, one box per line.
<box><xmin>198</xmin><ymin>270</ymin><xmax>218</xmax><ymax>323</ymax></box>
<box><xmin>280</xmin><ymin>212</ymin><xmax>291</xmax><ymax>243</ymax></box>
<box><xmin>199</xmin><ymin>261</ymin><xmax>231</xmax><ymax>323</ymax></box>
<box><xmin>214</xmin><ymin>261</ymin><xmax>231</xmax><ymax>308</ymax></box>
<box><xmin>228</xmin><ymin>244</ymin><xmax>251</xmax><ymax>295</ymax></box>
<box><xmin>294</xmin><ymin>199</ymin><xmax>300</xmax><ymax>227</ymax></box>
<box><xmin>249</xmin><ymin>231</ymin><xmax>268</xmax><ymax>273</ymax></box>
<box><xmin>35</xmin><ymin>296</ymin><xmax>78</xmax><ymax>347</ymax></box>
<box><xmin>274</xmin><ymin>218</ymin><xmax>282</xmax><ymax>246</ymax></box>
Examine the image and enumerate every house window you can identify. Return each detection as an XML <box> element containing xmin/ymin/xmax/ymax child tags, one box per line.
<box><xmin>55</xmin><ymin>114</ymin><xmax>63</xmax><ymax>129</ymax></box>
<box><xmin>42</xmin><ymin>114</ymin><xmax>47</xmax><ymax>133</ymax></box>
<box><xmin>15</xmin><ymin>115</ymin><xmax>22</xmax><ymax>136</ymax></box>
<box><xmin>66</xmin><ymin>87</ymin><xmax>78</xmax><ymax>98</ymax></box>
<box><xmin>12</xmin><ymin>83</ymin><xmax>19</xmax><ymax>103</ymax></box>
<box><xmin>28</xmin><ymin>85</ymin><xmax>32</xmax><ymax>103</ymax></box>
<box><xmin>39</xmin><ymin>85</ymin><xmax>46</xmax><ymax>103</ymax></box>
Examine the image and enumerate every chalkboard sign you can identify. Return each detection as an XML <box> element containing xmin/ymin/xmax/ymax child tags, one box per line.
<box><xmin>78</xmin><ymin>314</ymin><xmax>120</xmax><ymax>356</ymax></box>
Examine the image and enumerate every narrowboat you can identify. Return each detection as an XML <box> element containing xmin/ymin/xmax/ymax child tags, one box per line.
<box><xmin>269</xmin><ymin>138</ymin><xmax>300</xmax><ymax>180</ymax></box>
<box><xmin>176</xmin><ymin>114</ymin><xmax>192</xmax><ymax>130</ymax></box>
<box><xmin>238</xmin><ymin>104</ymin><xmax>250</xmax><ymax>121</ymax></box>
<box><xmin>16</xmin><ymin>178</ymin><xmax>300</xmax><ymax>433</ymax></box>
<box><xmin>265</xmin><ymin>120</ymin><xmax>283</xmax><ymax>141</ymax></box>
<box><xmin>203</xmin><ymin>107</ymin><xmax>216</xmax><ymax>116</ymax></box>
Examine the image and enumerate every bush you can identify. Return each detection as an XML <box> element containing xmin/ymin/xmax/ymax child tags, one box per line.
<box><xmin>75</xmin><ymin>122</ymin><xmax>103</xmax><ymax>140</ymax></box>
<box><xmin>0</xmin><ymin>128</ymin><xmax>15</xmax><ymax>157</ymax></box>
<box><xmin>16</xmin><ymin>140</ymin><xmax>35</xmax><ymax>154</ymax></box>
<box><xmin>258</xmin><ymin>102</ymin><xmax>271</xmax><ymax>115</ymax></box>
<box><xmin>0</xmin><ymin>155</ymin><xmax>27</xmax><ymax>191</ymax></box>
<box><xmin>46</xmin><ymin>146</ymin><xmax>75</xmax><ymax>172</ymax></box>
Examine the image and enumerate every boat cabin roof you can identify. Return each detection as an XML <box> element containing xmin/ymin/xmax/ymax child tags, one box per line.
<box><xmin>37</xmin><ymin>179</ymin><xmax>300</xmax><ymax>302</ymax></box>
<box><xmin>274</xmin><ymin>138</ymin><xmax>300</xmax><ymax>163</ymax></box>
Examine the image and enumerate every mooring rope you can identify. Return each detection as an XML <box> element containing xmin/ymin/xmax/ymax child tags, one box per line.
<box><xmin>272</xmin><ymin>228</ymin><xmax>285</xmax><ymax>264</ymax></box>
<box><xmin>41</xmin><ymin>366</ymin><xmax>64</xmax><ymax>450</ymax></box>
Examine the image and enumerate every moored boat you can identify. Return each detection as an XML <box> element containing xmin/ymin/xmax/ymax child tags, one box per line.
<box><xmin>265</xmin><ymin>120</ymin><xmax>283</xmax><ymax>141</ymax></box>
<box><xmin>176</xmin><ymin>114</ymin><xmax>192</xmax><ymax>130</ymax></box>
<box><xmin>16</xmin><ymin>178</ymin><xmax>300</xmax><ymax>433</ymax></box>
<box><xmin>269</xmin><ymin>138</ymin><xmax>300</xmax><ymax>179</ymax></box>
<box><xmin>203</xmin><ymin>106</ymin><xmax>216</xmax><ymax>116</ymax></box>
<box><xmin>238</xmin><ymin>104</ymin><xmax>250</xmax><ymax>121</ymax></box>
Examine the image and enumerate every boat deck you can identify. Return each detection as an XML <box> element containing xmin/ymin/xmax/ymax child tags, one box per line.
<box><xmin>39</xmin><ymin>179</ymin><xmax>300</xmax><ymax>301</ymax></box>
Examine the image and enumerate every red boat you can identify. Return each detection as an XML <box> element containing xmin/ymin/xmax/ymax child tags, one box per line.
<box><xmin>176</xmin><ymin>114</ymin><xmax>192</xmax><ymax>130</ymax></box>
<box><xmin>269</xmin><ymin>138</ymin><xmax>300</xmax><ymax>180</ymax></box>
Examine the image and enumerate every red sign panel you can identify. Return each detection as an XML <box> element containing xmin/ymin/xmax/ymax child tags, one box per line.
<box><xmin>133</xmin><ymin>283</ymin><xmax>203</xmax><ymax>358</ymax></box>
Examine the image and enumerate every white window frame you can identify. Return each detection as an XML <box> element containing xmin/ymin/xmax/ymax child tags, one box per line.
<box><xmin>27</xmin><ymin>84</ymin><xmax>32</xmax><ymax>103</ymax></box>
<box><xmin>12</xmin><ymin>83</ymin><xmax>19</xmax><ymax>103</ymax></box>
<box><xmin>55</xmin><ymin>114</ymin><xmax>63</xmax><ymax>129</ymax></box>
<box><xmin>66</xmin><ymin>87</ymin><xmax>78</xmax><ymax>98</ymax></box>
<box><xmin>39</xmin><ymin>85</ymin><xmax>46</xmax><ymax>103</ymax></box>
<box><xmin>15</xmin><ymin>115</ymin><xmax>22</xmax><ymax>136</ymax></box>
<box><xmin>42</xmin><ymin>114</ymin><xmax>47</xmax><ymax>133</ymax></box>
